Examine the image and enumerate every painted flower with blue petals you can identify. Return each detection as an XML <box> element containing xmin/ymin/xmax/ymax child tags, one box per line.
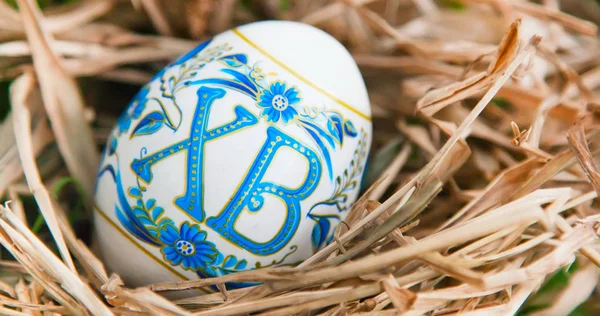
<box><xmin>159</xmin><ymin>222</ymin><xmax>218</xmax><ymax>270</ymax></box>
<box><xmin>116</xmin><ymin>86</ymin><xmax>149</xmax><ymax>135</ymax></box>
<box><xmin>258</xmin><ymin>82</ymin><xmax>300</xmax><ymax>124</ymax></box>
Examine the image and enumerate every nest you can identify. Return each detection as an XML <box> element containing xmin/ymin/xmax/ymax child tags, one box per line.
<box><xmin>2</xmin><ymin>0</ymin><xmax>600</xmax><ymax>315</ymax></box>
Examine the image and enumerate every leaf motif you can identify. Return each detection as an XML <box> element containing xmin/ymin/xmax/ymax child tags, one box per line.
<box><xmin>139</xmin><ymin>217</ymin><xmax>154</xmax><ymax>227</ymax></box>
<box><xmin>151</xmin><ymin>206</ymin><xmax>164</xmax><ymax>220</ymax></box>
<box><xmin>133</xmin><ymin>207</ymin><xmax>147</xmax><ymax>219</ymax></box>
<box><xmin>131</xmin><ymin>111</ymin><xmax>165</xmax><ymax>138</ymax></box>
<box><xmin>311</xmin><ymin>220</ymin><xmax>322</xmax><ymax>253</ymax></box>
<box><xmin>301</xmin><ymin>121</ymin><xmax>334</xmax><ymax>180</ymax></box>
<box><xmin>235</xmin><ymin>259</ymin><xmax>247</xmax><ymax>270</ymax></box>
<box><xmin>128</xmin><ymin>187</ymin><xmax>141</xmax><ymax>197</ymax></box>
<box><xmin>211</xmin><ymin>252</ymin><xmax>224</xmax><ymax>266</ymax></box>
<box><xmin>344</xmin><ymin>120</ymin><xmax>358</xmax><ymax>137</ymax></box>
<box><xmin>220</xmin><ymin>68</ymin><xmax>258</xmax><ymax>93</ymax></box>
<box><xmin>162</xmin><ymin>76</ymin><xmax>176</xmax><ymax>98</ymax></box>
<box><xmin>312</xmin><ymin>217</ymin><xmax>332</xmax><ymax>252</ymax></box>
<box><xmin>147</xmin><ymin>227</ymin><xmax>158</xmax><ymax>237</ymax></box>
<box><xmin>219</xmin><ymin>54</ymin><xmax>248</xmax><ymax>68</ymax></box>
<box><xmin>223</xmin><ymin>255</ymin><xmax>237</xmax><ymax>269</ymax></box>
<box><xmin>108</xmin><ymin>137</ymin><xmax>118</xmax><ymax>155</ymax></box>
<box><xmin>181</xmin><ymin>71</ymin><xmax>198</xmax><ymax>80</ymax></box>
<box><xmin>327</xmin><ymin>114</ymin><xmax>344</xmax><ymax>145</ymax></box>
<box><xmin>146</xmin><ymin>198</ymin><xmax>156</xmax><ymax>210</ymax></box>
<box><xmin>334</xmin><ymin>194</ymin><xmax>348</xmax><ymax>203</ymax></box>
<box><xmin>301</xmin><ymin>119</ymin><xmax>336</xmax><ymax>148</ymax></box>
<box><xmin>346</xmin><ymin>180</ymin><xmax>357</xmax><ymax>191</ymax></box>
<box><xmin>152</xmin><ymin>97</ymin><xmax>181</xmax><ymax>131</ymax></box>
<box><xmin>115</xmin><ymin>205</ymin><xmax>157</xmax><ymax>245</ymax></box>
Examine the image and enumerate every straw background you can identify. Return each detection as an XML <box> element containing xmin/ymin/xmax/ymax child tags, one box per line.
<box><xmin>2</xmin><ymin>0</ymin><xmax>600</xmax><ymax>315</ymax></box>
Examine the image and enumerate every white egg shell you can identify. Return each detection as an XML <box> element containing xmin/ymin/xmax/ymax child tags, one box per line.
<box><xmin>94</xmin><ymin>21</ymin><xmax>372</xmax><ymax>289</ymax></box>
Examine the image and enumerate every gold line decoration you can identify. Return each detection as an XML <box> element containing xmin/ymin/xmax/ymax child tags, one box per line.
<box><xmin>95</xmin><ymin>205</ymin><xmax>214</xmax><ymax>294</ymax></box>
<box><xmin>232</xmin><ymin>28</ymin><xmax>371</xmax><ymax>121</ymax></box>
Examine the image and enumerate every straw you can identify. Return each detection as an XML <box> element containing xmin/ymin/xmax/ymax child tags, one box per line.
<box><xmin>1</xmin><ymin>0</ymin><xmax>600</xmax><ymax>315</ymax></box>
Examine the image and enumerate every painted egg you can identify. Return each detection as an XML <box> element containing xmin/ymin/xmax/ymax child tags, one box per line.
<box><xmin>94</xmin><ymin>21</ymin><xmax>372</xmax><ymax>289</ymax></box>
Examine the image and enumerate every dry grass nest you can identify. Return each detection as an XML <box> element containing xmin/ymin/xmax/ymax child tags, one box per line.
<box><xmin>3</xmin><ymin>0</ymin><xmax>600</xmax><ymax>315</ymax></box>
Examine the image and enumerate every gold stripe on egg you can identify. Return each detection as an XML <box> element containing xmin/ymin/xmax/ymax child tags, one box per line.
<box><xmin>232</xmin><ymin>28</ymin><xmax>372</xmax><ymax>122</ymax></box>
<box><xmin>95</xmin><ymin>205</ymin><xmax>214</xmax><ymax>294</ymax></box>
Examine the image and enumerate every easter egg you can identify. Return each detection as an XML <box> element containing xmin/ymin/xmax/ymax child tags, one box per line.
<box><xmin>94</xmin><ymin>21</ymin><xmax>372</xmax><ymax>289</ymax></box>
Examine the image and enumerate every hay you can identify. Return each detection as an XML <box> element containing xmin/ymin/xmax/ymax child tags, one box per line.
<box><xmin>1</xmin><ymin>0</ymin><xmax>600</xmax><ymax>315</ymax></box>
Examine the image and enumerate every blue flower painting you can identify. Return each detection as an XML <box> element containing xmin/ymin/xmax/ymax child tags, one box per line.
<box><xmin>97</xmin><ymin>37</ymin><xmax>369</xmax><ymax>290</ymax></box>
<box><xmin>159</xmin><ymin>222</ymin><xmax>218</xmax><ymax>271</ymax></box>
<box><xmin>258</xmin><ymin>82</ymin><xmax>300</xmax><ymax>124</ymax></box>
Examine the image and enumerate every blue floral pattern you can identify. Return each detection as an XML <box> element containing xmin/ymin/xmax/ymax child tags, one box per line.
<box><xmin>96</xmin><ymin>37</ymin><xmax>369</xmax><ymax>290</ymax></box>
<box><xmin>308</xmin><ymin>130</ymin><xmax>368</xmax><ymax>251</ymax></box>
<box><xmin>159</xmin><ymin>222</ymin><xmax>218</xmax><ymax>270</ymax></box>
<box><xmin>140</xmin><ymin>42</ymin><xmax>358</xmax><ymax>180</ymax></box>
<box><xmin>258</xmin><ymin>82</ymin><xmax>300</xmax><ymax>124</ymax></box>
<box><xmin>98</xmin><ymin>133</ymin><xmax>300</xmax><ymax>289</ymax></box>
